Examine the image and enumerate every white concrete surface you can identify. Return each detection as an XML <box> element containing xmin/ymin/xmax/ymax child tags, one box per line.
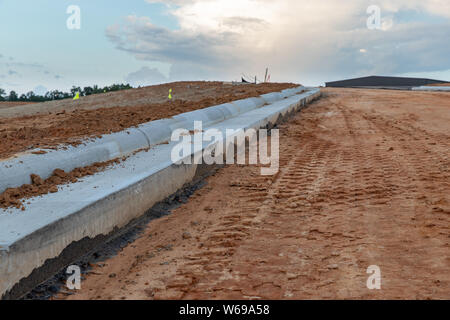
<box><xmin>411</xmin><ymin>86</ymin><xmax>450</xmax><ymax>91</ymax></box>
<box><xmin>0</xmin><ymin>87</ymin><xmax>305</xmax><ymax>194</ymax></box>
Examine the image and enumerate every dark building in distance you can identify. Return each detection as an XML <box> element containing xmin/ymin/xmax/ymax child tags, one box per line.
<box><xmin>325</xmin><ymin>76</ymin><xmax>447</xmax><ymax>90</ymax></box>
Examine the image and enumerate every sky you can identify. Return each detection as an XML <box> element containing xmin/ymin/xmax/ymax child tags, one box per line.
<box><xmin>1</xmin><ymin>0</ymin><xmax>449</xmax><ymax>94</ymax></box>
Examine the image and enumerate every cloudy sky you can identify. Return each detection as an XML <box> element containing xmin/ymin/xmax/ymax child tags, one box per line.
<box><xmin>1</xmin><ymin>0</ymin><xmax>449</xmax><ymax>94</ymax></box>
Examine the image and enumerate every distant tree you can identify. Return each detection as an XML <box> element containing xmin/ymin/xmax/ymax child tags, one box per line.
<box><xmin>55</xmin><ymin>90</ymin><xmax>66</xmax><ymax>100</ymax></box>
<box><xmin>3</xmin><ymin>82</ymin><xmax>133</xmax><ymax>103</ymax></box>
<box><xmin>103</xmin><ymin>83</ymin><xmax>132</xmax><ymax>93</ymax></box>
<box><xmin>26</xmin><ymin>91</ymin><xmax>36</xmax><ymax>101</ymax></box>
<box><xmin>44</xmin><ymin>91</ymin><xmax>53</xmax><ymax>100</ymax></box>
<box><xmin>26</xmin><ymin>91</ymin><xmax>46</xmax><ymax>102</ymax></box>
<box><xmin>70</xmin><ymin>86</ymin><xmax>82</xmax><ymax>97</ymax></box>
<box><xmin>83</xmin><ymin>86</ymin><xmax>94</xmax><ymax>96</ymax></box>
<box><xmin>8</xmin><ymin>90</ymin><xmax>18</xmax><ymax>101</ymax></box>
<box><xmin>47</xmin><ymin>90</ymin><xmax>64</xmax><ymax>100</ymax></box>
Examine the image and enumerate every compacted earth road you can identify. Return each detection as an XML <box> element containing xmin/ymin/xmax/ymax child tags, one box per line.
<box><xmin>60</xmin><ymin>88</ymin><xmax>449</xmax><ymax>300</ymax></box>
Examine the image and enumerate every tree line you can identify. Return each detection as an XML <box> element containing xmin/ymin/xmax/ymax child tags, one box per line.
<box><xmin>0</xmin><ymin>83</ymin><xmax>133</xmax><ymax>102</ymax></box>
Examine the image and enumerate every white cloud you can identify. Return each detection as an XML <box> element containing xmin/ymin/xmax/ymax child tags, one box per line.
<box><xmin>379</xmin><ymin>0</ymin><xmax>450</xmax><ymax>18</ymax></box>
<box><xmin>107</xmin><ymin>0</ymin><xmax>450</xmax><ymax>84</ymax></box>
<box><xmin>125</xmin><ymin>66</ymin><xmax>168</xmax><ymax>86</ymax></box>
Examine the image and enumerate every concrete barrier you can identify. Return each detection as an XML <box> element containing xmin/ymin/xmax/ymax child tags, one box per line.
<box><xmin>0</xmin><ymin>87</ymin><xmax>305</xmax><ymax>194</ymax></box>
<box><xmin>260</xmin><ymin>92</ymin><xmax>282</xmax><ymax>104</ymax></box>
<box><xmin>0</xmin><ymin>128</ymin><xmax>150</xmax><ymax>193</ymax></box>
<box><xmin>412</xmin><ymin>86</ymin><xmax>450</xmax><ymax>92</ymax></box>
<box><xmin>0</xmin><ymin>87</ymin><xmax>320</xmax><ymax>299</ymax></box>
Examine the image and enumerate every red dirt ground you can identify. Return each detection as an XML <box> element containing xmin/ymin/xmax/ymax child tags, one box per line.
<box><xmin>58</xmin><ymin>88</ymin><xmax>449</xmax><ymax>300</ymax></box>
<box><xmin>0</xmin><ymin>102</ymin><xmax>33</xmax><ymax>109</ymax></box>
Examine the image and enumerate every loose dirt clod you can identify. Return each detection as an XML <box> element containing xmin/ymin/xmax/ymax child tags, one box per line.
<box><xmin>0</xmin><ymin>159</ymin><xmax>121</xmax><ymax>209</ymax></box>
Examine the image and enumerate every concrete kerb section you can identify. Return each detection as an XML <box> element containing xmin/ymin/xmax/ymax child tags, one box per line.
<box><xmin>0</xmin><ymin>128</ymin><xmax>150</xmax><ymax>193</ymax></box>
<box><xmin>136</xmin><ymin>119</ymin><xmax>175</xmax><ymax>147</ymax></box>
<box><xmin>0</xmin><ymin>86</ymin><xmax>305</xmax><ymax>195</ymax></box>
<box><xmin>411</xmin><ymin>86</ymin><xmax>450</xmax><ymax>92</ymax></box>
<box><xmin>0</xmin><ymin>87</ymin><xmax>319</xmax><ymax>299</ymax></box>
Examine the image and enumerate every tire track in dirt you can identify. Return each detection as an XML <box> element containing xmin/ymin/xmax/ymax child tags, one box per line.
<box><xmin>331</xmin><ymin>106</ymin><xmax>435</xmax><ymax>298</ymax></box>
<box><xmin>361</xmin><ymin>109</ymin><xmax>450</xmax><ymax>280</ymax></box>
<box><xmin>157</xmin><ymin>129</ymin><xmax>324</xmax><ymax>299</ymax></box>
<box><xmin>61</xmin><ymin>88</ymin><xmax>449</xmax><ymax>300</ymax></box>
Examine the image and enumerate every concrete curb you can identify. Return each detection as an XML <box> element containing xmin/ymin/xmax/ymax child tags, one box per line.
<box><xmin>411</xmin><ymin>86</ymin><xmax>450</xmax><ymax>92</ymax></box>
<box><xmin>0</xmin><ymin>86</ymin><xmax>305</xmax><ymax>194</ymax></box>
<box><xmin>0</xmin><ymin>87</ymin><xmax>320</xmax><ymax>299</ymax></box>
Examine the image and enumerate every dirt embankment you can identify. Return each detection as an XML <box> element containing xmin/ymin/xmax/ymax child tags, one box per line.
<box><xmin>0</xmin><ymin>102</ymin><xmax>33</xmax><ymax>109</ymax></box>
<box><xmin>0</xmin><ymin>159</ymin><xmax>121</xmax><ymax>210</ymax></box>
<box><xmin>0</xmin><ymin>146</ymin><xmax>153</xmax><ymax>210</ymax></box>
<box><xmin>60</xmin><ymin>88</ymin><xmax>449</xmax><ymax>300</ymax></box>
<box><xmin>0</xmin><ymin>82</ymin><xmax>296</xmax><ymax>160</ymax></box>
